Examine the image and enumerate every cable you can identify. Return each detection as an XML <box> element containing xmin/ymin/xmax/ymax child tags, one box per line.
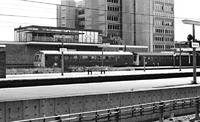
<box><xmin>0</xmin><ymin>0</ymin><xmax>190</xmax><ymax>24</ymax></box>
<box><xmin>12</xmin><ymin>0</ymin><xmax>175</xmax><ymax>19</ymax></box>
<box><xmin>14</xmin><ymin>0</ymin><xmax>200</xmax><ymax>21</ymax></box>
<box><xmin>0</xmin><ymin>13</ymin><xmax>55</xmax><ymax>20</ymax></box>
<box><xmin>0</xmin><ymin>0</ymin><xmax>198</xmax><ymax>41</ymax></box>
<box><xmin>1</xmin><ymin>0</ymin><xmax>200</xmax><ymax>24</ymax></box>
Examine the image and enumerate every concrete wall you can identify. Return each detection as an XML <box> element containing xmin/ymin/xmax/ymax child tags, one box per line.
<box><xmin>1</xmin><ymin>85</ymin><xmax>200</xmax><ymax>122</ymax></box>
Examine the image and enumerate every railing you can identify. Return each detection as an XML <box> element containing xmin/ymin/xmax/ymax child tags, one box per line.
<box><xmin>12</xmin><ymin>96</ymin><xmax>200</xmax><ymax>122</ymax></box>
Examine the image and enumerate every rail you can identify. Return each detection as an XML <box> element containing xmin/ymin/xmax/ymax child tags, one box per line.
<box><xmin>12</xmin><ymin>96</ymin><xmax>200</xmax><ymax>122</ymax></box>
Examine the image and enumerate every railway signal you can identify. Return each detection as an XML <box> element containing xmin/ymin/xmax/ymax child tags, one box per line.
<box><xmin>187</xmin><ymin>34</ymin><xmax>200</xmax><ymax>48</ymax></box>
<box><xmin>187</xmin><ymin>34</ymin><xmax>193</xmax><ymax>41</ymax></box>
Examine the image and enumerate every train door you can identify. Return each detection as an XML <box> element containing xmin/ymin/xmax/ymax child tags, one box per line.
<box><xmin>133</xmin><ymin>54</ymin><xmax>139</xmax><ymax>66</ymax></box>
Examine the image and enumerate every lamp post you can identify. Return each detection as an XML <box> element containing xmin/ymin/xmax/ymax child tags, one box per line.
<box><xmin>173</xmin><ymin>49</ymin><xmax>176</xmax><ymax>68</ymax></box>
<box><xmin>143</xmin><ymin>56</ymin><xmax>146</xmax><ymax>72</ymax></box>
<box><xmin>179</xmin><ymin>44</ymin><xmax>182</xmax><ymax>71</ymax></box>
<box><xmin>98</xmin><ymin>43</ymin><xmax>110</xmax><ymax>67</ymax></box>
<box><xmin>54</xmin><ymin>34</ymin><xmax>72</xmax><ymax>76</ymax></box>
<box><xmin>61</xmin><ymin>35</ymin><xmax>64</xmax><ymax>76</ymax></box>
<box><xmin>182</xmin><ymin>19</ymin><xmax>200</xmax><ymax>84</ymax></box>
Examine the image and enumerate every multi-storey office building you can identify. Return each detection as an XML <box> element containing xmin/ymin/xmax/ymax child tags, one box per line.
<box><xmin>75</xmin><ymin>0</ymin><xmax>86</xmax><ymax>29</ymax></box>
<box><xmin>57</xmin><ymin>0</ymin><xmax>76</xmax><ymax>28</ymax></box>
<box><xmin>57</xmin><ymin>0</ymin><xmax>174</xmax><ymax>52</ymax></box>
<box><xmin>122</xmin><ymin>0</ymin><xmax>174</xmax><ymax>52</ymax></box>
<box><xmin>153</xmin><ymin>0</ymin><xmax>174</xmax><ymax>52</ymax></box>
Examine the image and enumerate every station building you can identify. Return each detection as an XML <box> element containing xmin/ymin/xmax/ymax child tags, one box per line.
<box><xmin>2</xmin><ymin>25</ymin><xmax>147</xmax><ymax>67</ymax></box>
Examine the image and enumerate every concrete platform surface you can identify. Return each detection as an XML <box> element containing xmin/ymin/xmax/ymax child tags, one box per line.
<box><xmin>0</xmin><ymin>76</ymin><xmax>199</xmax><ymax>102</ymax></box>
<box><xmin>2</xmin><ymin>68</ymin><xmax>200</xmax><ymax>81</ymax></box>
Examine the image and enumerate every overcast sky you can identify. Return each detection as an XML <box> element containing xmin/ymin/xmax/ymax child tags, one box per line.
<box><xmin>0</xmin><ymin>0</ymin><xmax>200</xmax><ymax>42</ymax></box>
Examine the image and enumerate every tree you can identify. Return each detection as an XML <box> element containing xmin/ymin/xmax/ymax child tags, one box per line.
<box><xmin>102</xmin><ymin>34</ymin><xmax>124</xmax><ymax>45</ymax></box>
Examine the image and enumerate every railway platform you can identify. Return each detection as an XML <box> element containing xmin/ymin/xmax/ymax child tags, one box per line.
<box><xmin>1</xmin><ymin>67</ymin><xmax>200</xmax><ymax>122</ymax></box>
<box><xmin>0</xmin><ymin>67</ymin><xmax>200</xmax><ymax>88</ymax></box>
<box><xmin>1</xmin><ymin>72</ymin><xmax>200</xmax><ymax>122</ymax></box>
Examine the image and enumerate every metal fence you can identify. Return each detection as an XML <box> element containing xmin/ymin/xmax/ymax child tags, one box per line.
<box><xmin>12</xmin><ymin>96</ymin><xmax>200</xmax><ymax>122</ymax></box>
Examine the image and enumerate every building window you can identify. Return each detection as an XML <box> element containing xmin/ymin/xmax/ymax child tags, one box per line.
<box><xmin>155</xmin><ymin>20</ymin><xmax>164</xmax><ymax>26</ymax></box>
<box><xmin>107</xmin><ymin>0</ymin><xmax>119</xmax><ymax>3</ymax></box>
<box><xmin>108</xmin><ymin>6</ymin><xmax>120</xmax><ymax>12</ymax></box>
<box><xmin>164</xmin><ymin>21</ymin><xmax>173</xmax><ymax>26</ymax></box>
<box><xmin>108</xmin><ymin>24</ymin><xmax>120</xmax><ymax>30</ymax></box>
<box><xmin>165</xmin><ymin>29</ymin><xmax>174</xmax><ymax>34</ymax></box>
<box><xmin>155</xmin><ymin>12</ymin><xmax>174</xmax><ymax>18</ymax></box>
<box><xmin>155</xmin><ymin>4</ymin><xmax>164</xmax><ymax>11</ymax></box>
<box><xmin>154</xmin><ymin>44</ymin><xmax>165</xmax><ymax>49</ymax></box>
<box><xmin>165</xmin><ymin>37</ymin><xmax>174</xmax><ymax>42</ymax></box>
<box><xmin>155</xmin><ymin>36</ymin><xmax>164</xmax><ymax>41</ymax></box>
<box><xmin>155</xmin><ymin>28</ymin><xmax>164</xmax><ymax>33</ymax></box>
<box><xmin>78</xmin><ymin>10</ymin><xmax>85</xmax><ymax>15</ymax></box>
<box><xmin>107</xmin><ymin>16</ymin><xmax>119</xmax><ymax>21</ymax></box>
<box><xmin>165</xmin><ymin>45</ymin><xmax>174</xmax><ymax>49</ymax></box>
<box><xmin>165</xmin><ymin>5</ymin><xmax>173</xmax><ymax>12</ymax></box>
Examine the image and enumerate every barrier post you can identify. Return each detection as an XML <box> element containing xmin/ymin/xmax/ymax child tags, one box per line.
<box><xmin>179</xmin><ymin>45</ymin><xmax>182</xmax><ymax>71</ymax></box>
<box><xmin>95</xmin><ymin>111</ymin><xmax>99</xmax><ymax>122</ymax></box>
<box><xmin>79</xmin><ymin>113</ymin><xmax>83</xmax><ymax>122</ymax></box>
<box><xmin>143</xmin><ymin>56</ymin><xmax>146</xmax><ymax>72</ymax></box>
<box><xmin>195</xmin><ymin>98</ymin><xmax>199</xmax><ymax>119</ymax></box>
<box><xmin>159</xmin><ymin>102</ymin><xmax>164</xmax><ymax>122</ymax></box>
<box><xmin>115</xmin><ymin>107</ymin><xmax>120</xmax><ymax>122</ymax></box>
<box><xmin>107</xmin><ymin>109</ymin><xmax>111</xmax><ymax>121</ymax></box>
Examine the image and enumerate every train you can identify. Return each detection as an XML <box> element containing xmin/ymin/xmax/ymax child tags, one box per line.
<box><xmin>134</xmin><ymin>52</ymin><xmax>195</xmax><ymax>66</ymax></box>
<box><xmin>33</xmin><ymin>50</ymin><xmax>199</xmax><ymax>68</ymax></box>
<box><xmin>33</xmin><ymin>50</ymin><xmax>134</xmax><ymax>68</ymax></box>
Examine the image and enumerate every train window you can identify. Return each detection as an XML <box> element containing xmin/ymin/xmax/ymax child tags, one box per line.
<box><xmin>34</xmin><ymin>55</ymin><xmax>41</xmax><ymax>62</ymax></box>
<box><xmin>133</xmin><ymin>55</ymin><xmax>137</xmax><ymax>61</ymax></box>
<box><xmin>82</xmin><ymin>56</ymin><xmax>88</xmax><ymax>61</ymax></box>
<box><xmin>73</xmin><ymin>55</ymin><xmax>78</xmax><ymax>61</ymax></box>
<box><xmin>69</xmin><ymin>56</ymin><xmax>74</xmax><ymax>61</ymax></box>
<box><xmin>91</xmin><ymin>56</ymin><xmax>96</xmax><ymax>60</ymax></box>
<box><xmin>139</xmin><ymin>56</ymin><xmax>142</xmax><ymax>61</ymax></box>
<box><xmin>64</xmin><ymin>56</ymin><xmax>69</xmax><ymax>61</ymax></box>
<box><xmin>110</xmin><ymin>56</ymin><xmax>115</xmax><ymax>61</ymax></box>
<box><xmin>97</xmin><ymin>56</ymin><xmax>101</xmax><ymax>61</ymax></box>
<box><xmin>54</xmin><ymin>56</ymin><xmax>59</xmax><ymax>61</ymax></box>
<box><xmin>45</xmin><ymin>56</ymin><xmax>48</xmax><ymax>61</ymax></box>
<box><xmin>88</xmin><ymin>56</ymin><xmax>92</xmax><ymax>61</ymax></box>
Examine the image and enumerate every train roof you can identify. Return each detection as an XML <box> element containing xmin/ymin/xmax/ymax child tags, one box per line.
<box><xmin>37</xmin><ymin>50</ymin><xmax>133</xmax><ymax>56</ymax></box>
<box><xmin>0</xmin><ymin>45</ymin><xmax>6</xmax><ymax>47</ymax></box>
<box><xmin>136</xmin><ymin>52</ymin><xmax>190</xmax><ymax>56</ymax></box>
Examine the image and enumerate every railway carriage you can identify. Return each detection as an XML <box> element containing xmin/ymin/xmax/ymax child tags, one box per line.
<box><xmin>34</xmin><ymin>50</ymin><xmax>200</xmax><ymax>69</ymax></box>
<box><xmin>33</xmin><ymin>50</ymin><xmax>134</xmax><ymax>68</ymax></box>
<box><xmin>133</xmin><ymin>52</ymin><xmax>194</xmax><ymax>66</ymax></box>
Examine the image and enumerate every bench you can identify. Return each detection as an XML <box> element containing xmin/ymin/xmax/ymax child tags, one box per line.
<box><xmin>86</xmin><ymin>67</ymin><xmax>108</xmax><ymax>75</ymax></box>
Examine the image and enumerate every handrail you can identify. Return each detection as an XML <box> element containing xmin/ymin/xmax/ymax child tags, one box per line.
<box><xmin>12</xmin><ymin>96</ymin><xmax>200</xmax><ymax>122</ymax></box>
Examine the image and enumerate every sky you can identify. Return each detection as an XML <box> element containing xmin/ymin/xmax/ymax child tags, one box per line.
<box><xmin>0</xmin><ymin>0</ymin><xmax>200</xmax><ymax>42</ymax></box>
